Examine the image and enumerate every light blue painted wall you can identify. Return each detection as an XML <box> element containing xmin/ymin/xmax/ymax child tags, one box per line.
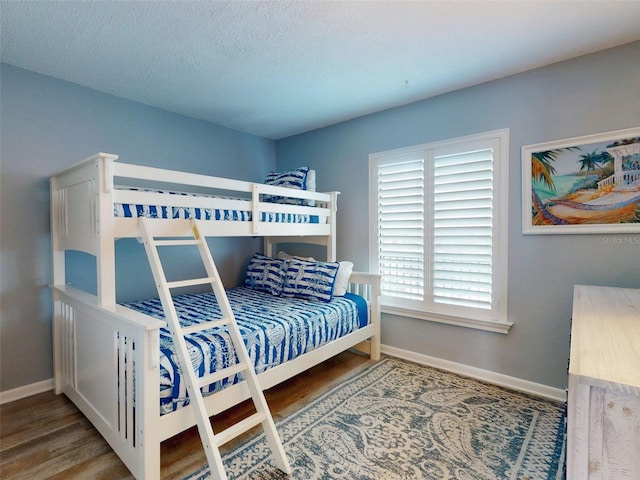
<box><xmin>0</xmin><ymin>64</ymin><xmax>275</xmax><ymax>391</ymax></box>
<box><xmin>276</xmin><ymin>41</ymin><xmax>640</xmax><ymax>389</ymax></box>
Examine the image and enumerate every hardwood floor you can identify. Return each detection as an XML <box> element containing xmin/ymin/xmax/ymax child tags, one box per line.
<box><xmin>0</xmin><ymin>350</ymin><xmax>375</xmax><ymax>480</ymax></box>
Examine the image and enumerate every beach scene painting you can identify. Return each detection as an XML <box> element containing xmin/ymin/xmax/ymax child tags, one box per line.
<box><xmin>522</xmin><ymin>127</ymin><xmax>640</xmax><ymax>234</ymax></box>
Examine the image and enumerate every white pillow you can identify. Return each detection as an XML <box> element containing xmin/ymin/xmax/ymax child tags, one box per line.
<box><xmin>305</xmin><ymin>169</ymin><xmax>316</xmax><ymax>206</ymax></box>
<box><xmin>333</xmin><ymin>261</ymin><xmax>353</xmax><ymax>297</ymax></box>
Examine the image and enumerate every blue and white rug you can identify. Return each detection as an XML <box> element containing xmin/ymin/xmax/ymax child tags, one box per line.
<box><xmin>186</xmin><ymin>357</ymin><xmax>566</xmax><ymax>479</ymax></box>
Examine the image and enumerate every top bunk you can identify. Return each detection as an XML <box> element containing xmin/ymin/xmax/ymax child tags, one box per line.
<box><xmin>50</xmin><ymin>153</ymin><xmax>338</xmax><ymax>257</ymax></box>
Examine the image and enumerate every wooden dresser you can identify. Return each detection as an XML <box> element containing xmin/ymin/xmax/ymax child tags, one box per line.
<box><xmin>567</xmin><ymin>285</ymin><xmax>640</xmax><ymax>479</ymax></box>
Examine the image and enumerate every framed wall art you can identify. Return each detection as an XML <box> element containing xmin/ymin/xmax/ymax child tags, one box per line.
<box><xmin>522</xmin><ymin>127</ymin><xmax>640</xmax><ymax>234</ymax></box>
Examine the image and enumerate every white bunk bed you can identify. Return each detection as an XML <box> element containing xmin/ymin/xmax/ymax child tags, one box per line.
<box><xmin>50</xmin><ymin>153</ymin><xmax>381</xmax><ymax>479</ymax></box>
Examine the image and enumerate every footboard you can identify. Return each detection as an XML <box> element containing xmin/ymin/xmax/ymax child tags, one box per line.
<box><xmin>53</xmin><ymin>285</ymin><xmax>165</xmax><ymax>479</ymax></box>
<box><xmin>347</xmin><ymin>271</ymin><xmax>382</xmax><ymax>359</ymax></box>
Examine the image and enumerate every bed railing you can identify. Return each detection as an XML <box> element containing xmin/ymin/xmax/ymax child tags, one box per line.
<box><xmin>51</xmin><ymin>153</ymin><xmax>337</xmax><ymax>243</ymax></box>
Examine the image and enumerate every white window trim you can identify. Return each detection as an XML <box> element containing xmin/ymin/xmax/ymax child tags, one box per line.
<box><xmin>382</xmin><ymin>305</ymin><xmax>512</xmax><ymax>334</ymax></box>
<box><xmin>369</xmin><ymin>129</ymin><xmax>512</xmax><ymax>334</ymax></box>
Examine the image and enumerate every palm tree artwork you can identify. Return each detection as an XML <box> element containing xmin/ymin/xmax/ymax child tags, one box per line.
<box><xmin>528</xmin><ymin>136</ymin><xmax>640</xmax><ymax>227</ymax></box>
<box><xmin>578</xmin><ymin>150</ymin><xmax>612</xmax><ymax>176</ymax></box>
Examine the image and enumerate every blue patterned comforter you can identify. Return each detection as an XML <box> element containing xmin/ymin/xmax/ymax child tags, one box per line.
<box><xmin>123</xmin><ymin>287</ymin><xmax>367</xmax><ymax>415</ymax></box>
<box><xmin>114</xmin><ymin>188</ymin><xmax>319</xmax><ymax>223</ymax></box>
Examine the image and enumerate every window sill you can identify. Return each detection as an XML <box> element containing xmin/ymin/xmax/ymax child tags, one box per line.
<box><xmin>381</xmin><ymin>306</ymin><xmax>513</xmax><ymax>334</ymax></box>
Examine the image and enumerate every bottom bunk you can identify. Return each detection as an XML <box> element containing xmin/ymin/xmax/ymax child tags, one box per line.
<box><xmin>52</xmin><ymin>272</ymin><xmax>380</xmax><ymax>480</ymax></box>
<box><xmin>124</xmin><ymin>286</ymin><xmax>370</xmax><ymax>416</ymax></box>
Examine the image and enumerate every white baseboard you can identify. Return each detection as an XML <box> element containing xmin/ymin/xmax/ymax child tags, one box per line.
<box><xmin>0</xmin><ymin>348</ymin><xmax>567</xmax><ymax>405</ymax></box>
<box><xmin>381</xmin><ymin>345</ymin><xmax>567</xmax><ymax>403</ymax></box>
<box><xmin>0</xmin><ymin>378</ymin><xmax>54</xmax><ymax>405</ymax></box>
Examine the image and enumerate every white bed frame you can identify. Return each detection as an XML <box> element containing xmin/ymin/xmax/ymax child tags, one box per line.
<box><xmin>50</xmin><ymin>153</ymin><xmax>381</xmax><ymax>479</ymax></box>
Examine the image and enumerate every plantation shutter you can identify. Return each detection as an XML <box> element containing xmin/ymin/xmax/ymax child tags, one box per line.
<box><xmin>370</xmin><ymin>129</ymin><xmax>509</xmax><ymax>331</ymax></box>
<box><xmin>431</xmin><ymin>148</ymin><xmax>494</xmax><ymax>309</ymax></box>
<box><xmin>376</xmin><ymin>158</ymin><xmax>425</xmax><ymax>300</ymax></box>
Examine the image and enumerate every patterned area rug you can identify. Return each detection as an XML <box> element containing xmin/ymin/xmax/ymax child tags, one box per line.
<box><xmin>186</xmin><ymin>357</ymin><xmax>566</xmax><ymax>480</ymax></box>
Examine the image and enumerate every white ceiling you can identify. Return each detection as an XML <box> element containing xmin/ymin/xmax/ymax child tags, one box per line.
<box><xmin>2</xmin><ymin>1</ymin><xmax>639</xmax><ymax>139</ymax></box>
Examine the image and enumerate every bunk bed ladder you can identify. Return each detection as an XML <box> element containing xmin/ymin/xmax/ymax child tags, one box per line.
<box><xmin>140</xmin><ymin>218</ymin><xmax>290</xmax><ymax>480</ymax></box>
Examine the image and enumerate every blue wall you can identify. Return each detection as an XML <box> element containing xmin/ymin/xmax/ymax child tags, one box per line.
<box><xmin>0</xmin><ymin>64</ymin><xmax>275</xmax><ymax>391</ymax></box>
<box><xmin>2</xmin><ymin>42</ymin><xmax>639</xmax><ymax>394</ymax></box>
<box><xmin>276</xmin><ymin>42</ymin><xmax>640</xmax><ymax>389</ymax></box>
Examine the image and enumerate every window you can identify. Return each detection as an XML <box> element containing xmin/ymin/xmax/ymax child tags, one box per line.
<box><xmin>369</xmin><ymin>129</ymin><xmax>511</xmax><ymax>333</ymax></box>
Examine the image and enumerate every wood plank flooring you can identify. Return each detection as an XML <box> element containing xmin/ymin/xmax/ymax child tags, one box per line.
<box><xmin>0</xmin><ymin>350</ymin><xmax>374</xmax><ymax>480</ymax></box>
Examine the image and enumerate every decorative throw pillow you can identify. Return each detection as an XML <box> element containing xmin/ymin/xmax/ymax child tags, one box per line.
<box><xmin>244</xmin><ymin>253</ymin><xmax>287</xmax><ymax>295</ymax></box>
<box><xmin>263</xmin><ymin>166</ymin><xmax>309</xmax><ymax>205</ymax></box>
<box><xmin>281</xmin><ymin>258</ymin><xmax>340</xmax><ymax>302</ymax></box>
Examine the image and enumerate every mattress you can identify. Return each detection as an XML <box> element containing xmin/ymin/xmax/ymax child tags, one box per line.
<box><xmin>114</xmin><ymin>187</ymin><xmax>319</xmax><ymax>223</ymax></box>
<box><xmin>123</xmin><ymin>286</ymin><xmax>368</xmax><ymax>415</ymax></box>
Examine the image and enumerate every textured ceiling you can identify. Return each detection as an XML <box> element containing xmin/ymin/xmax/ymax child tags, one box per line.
<box><xmin>2</xmin><ymin>1</ymin><xmax>640</xmax><ymax>139</ymax></box>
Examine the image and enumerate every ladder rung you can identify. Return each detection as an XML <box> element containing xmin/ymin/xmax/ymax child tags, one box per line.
<box><xmin>181</xmin><ymin>317</ymin><xmax>231</xmax><ymax>335</ymax></box>
<box><xmin>167</xmin><ymin>277</ymin><xmax>216</xmax><ymax>289</ymax></box>
<box><xmin>214</xmin><ymin>412</ymin><xmax>267</xmax><ymax>447</ymax></box>
<box><xmin>198</xmin><ymin>362</ymin><xmax>249</xmax><ymax>388</ymax></box>
<box><xmin>155</xmin><ymin>239</ymin><xmax>201</xmax><ymax>247</ymax></box>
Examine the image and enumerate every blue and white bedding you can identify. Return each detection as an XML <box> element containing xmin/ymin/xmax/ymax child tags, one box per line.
<box><xmin>114</xmin><ymin>187</ymin><xmax>319</xmax><ymax>223</ymax></box>
<box><xmin>123</xmin><ymin>286</ymin><xmax>368</xmax><ymax>415</ymax></box>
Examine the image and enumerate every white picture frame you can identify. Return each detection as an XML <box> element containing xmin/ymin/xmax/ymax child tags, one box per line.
<box><xmin>522</xmin><ymin>127</ymin><xmax>640</xmax><ymax>234</ymax></box>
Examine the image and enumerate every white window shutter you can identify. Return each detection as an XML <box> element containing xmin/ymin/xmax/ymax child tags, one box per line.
<box><xmin>376</xmin><ymin>159</ymin><xmax>425</xmax><ymax>300</ymax></box>
<box><xmin>431</xmin><ymin>148</ymin><xmax>494</xmax><ymax>309</ymax></box>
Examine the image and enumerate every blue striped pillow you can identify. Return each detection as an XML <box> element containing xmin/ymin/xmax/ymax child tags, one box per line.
<box><xmin>244</xmin><ymin>253</ymin><xmax>287</xmax><ymax>295</ymax></box>
<box><xmin>263</xmin><ymin>166</ymin><xmax>309</xmax><ymax>205</ymax></box>
<box><xmin>281</xmin><ymin>258</ymin><xmax>340</xmax><ymax>302</ymax></box>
